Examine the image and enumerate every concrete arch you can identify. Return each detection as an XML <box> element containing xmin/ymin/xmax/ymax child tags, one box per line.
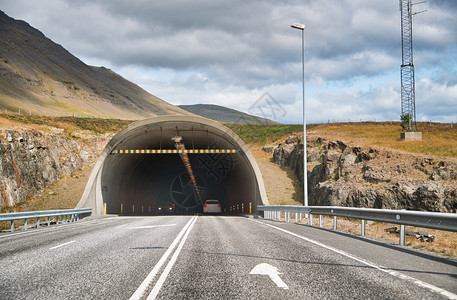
<box><xmin>77</xmin><ymin>116</ymin><xmax>268</xmax><ymax>215</ymax></box>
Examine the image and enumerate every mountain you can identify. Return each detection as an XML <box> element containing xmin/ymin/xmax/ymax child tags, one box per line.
<box><xmin>178</xmin><ymin>104</ymin><xmax>279</xmax><ymax>125</ymax></box>
<box><xmin>0</xmin><ymin>10</ymin><xmax>189</xmax><ymax>119</ymax></box>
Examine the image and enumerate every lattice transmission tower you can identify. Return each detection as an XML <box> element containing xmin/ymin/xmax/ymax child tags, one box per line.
<box><xmin>399</xmin><ymin>0</ymin><xmax>425</xmax><ymax>131</ymax></box>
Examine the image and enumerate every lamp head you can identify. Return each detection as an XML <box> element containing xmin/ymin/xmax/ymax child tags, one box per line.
<box><xmin>291</xmin><ymin>23</ymin><xmax>305</xmax><ymax>30</ymax></box>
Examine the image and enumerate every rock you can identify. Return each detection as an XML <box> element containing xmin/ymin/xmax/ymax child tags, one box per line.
<box><xmin>266</xmin><ymin>134</ymin><xmax>457</xmax><ymax>213</ymax></box>
<box><xmin>430</xmin><ymin>167</ymin><xmax>456</xmax><ymax>181</ymax></box>
<box><xmin>0</xmin><ymin>128</ymin><xmax>110</xmax><ymax>208</ymax></box>
<box><xmin>80</xmin><ymin>150</ymin><xmax>90</xmax><ymax>161</ymax></box>
<box><xmin>285</xmin><ymin>136</ymin><xmax>299</xmax><ymax>144</ymax></box>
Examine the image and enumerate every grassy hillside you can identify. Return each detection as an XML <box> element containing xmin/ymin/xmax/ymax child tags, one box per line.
<box><xmin>225</xmin><ymin>124</ymin><xmax>303</xmax><ymax>145</ymax></box>
<box><xmin>179</xmin><ymin>104</ymin><xmax>278</xmax><ymax>125</ymax></box>
<box><xmin>0</xmin><ymin>112</ymin><xmax>134</xmax><ymax>135</ymax></box>
<box><xmin>311</xmin><ymin>122</ymin><xmax>457</xmax><ymax>158</ymax></box>
<box><xmin>0</xmin><ymin>10</ymin><xmax>189</xmax><ymax>119</ymax></box>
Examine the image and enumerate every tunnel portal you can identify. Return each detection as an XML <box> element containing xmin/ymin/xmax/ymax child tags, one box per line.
<box><xmin>77</xmin><ymin>116</ymin><xmax>268</xmax><ymax>215</ymax></box>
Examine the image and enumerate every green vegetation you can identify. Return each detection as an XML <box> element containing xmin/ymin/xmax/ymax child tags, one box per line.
<box><xmin>0</xmin><ymin>113</ymin><xmax>133</xmax><ymax>134</ymax></box>
<box><xmin>400</xmin><ymin>113</ymin><xmax>412</xmax><ymax>131</ymax></box>
<box><xmin>225</xmin><ymin>124</ymin><xmax>305</xmax><ymax>145</ymax></box>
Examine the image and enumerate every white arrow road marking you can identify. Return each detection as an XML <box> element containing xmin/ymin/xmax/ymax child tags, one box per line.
<box><xmin>49</xmin><ymin>241</ymin><xmax>75</xmax><ymax>250</ymax></box>
<box><xmin>250</xmin><ymin>263</ymin><xmax>289</xmax><ymax>290</ymax></box>
<box><xmin>250</xmin><ymin>219</ymin><xmax>457</xmax><ymax>300</ymax></box>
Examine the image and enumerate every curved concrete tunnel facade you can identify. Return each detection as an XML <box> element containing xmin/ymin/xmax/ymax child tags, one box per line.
<box><xmin>77</xmin><ymin>116</ymin><xmax>269</xmax><ymax>215</ymax></box>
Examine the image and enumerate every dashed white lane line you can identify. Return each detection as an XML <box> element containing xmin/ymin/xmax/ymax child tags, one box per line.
<box><xmin>129</xmin><ymin>216</ymin><xmax>197</xmax><ymax>300</ymax></box>
<box><xmin>129</xmin><ymin>224</ymin><xmax>177</xmax><ymax>230</ymax></box>
<box><xmin>49</xmin><ymin>241</ymin><xmax>75</xmax><ymax>250</ymax></box>
<box><xmin>251</xmin><ymin>219</ymin><xmax>457</xmax><ymax>300</ymax></box>
<box><xmin>146</xmin><ymin>216</ymin><xmax>198</xmax><ymax>300</ymax></box>
<box><xmin>0</xmin><ymin>218</ymin><xmax>124</xmax><ymax>239</ymax></box>
<box><xmin>115</xmin><ymin>224</ymin><xmax>128</xmax><ymax>229</ymax></box>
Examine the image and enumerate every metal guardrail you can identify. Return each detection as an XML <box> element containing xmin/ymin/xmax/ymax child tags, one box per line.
<box><xmin>257</xmin><ymin>205</ymin><xmax>457</xmax><ymax>246</ymax></box>
<box><xmin>0</xmin><ymin>208</ymin><xmax>92</xmax><ymax>232</ymax></box>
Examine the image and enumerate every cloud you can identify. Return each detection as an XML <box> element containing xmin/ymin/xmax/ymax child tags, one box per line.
<box><xmin>0</xmin><ymin>0</ymin><xmax>455</xmax><ymax>123</ymax></box>
<box><xmin>416</xmin><ymin>78</ymin><xmax>457</xmax><ymax>122</ymax></box>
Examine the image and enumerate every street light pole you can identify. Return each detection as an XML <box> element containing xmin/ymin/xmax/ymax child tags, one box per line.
<box><xmin>291</xmin><ymin>23</ymin><xmax>308</xmax><ymax>209</ymax></box>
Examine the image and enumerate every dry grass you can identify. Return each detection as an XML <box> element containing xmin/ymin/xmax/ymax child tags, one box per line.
<box><xmin>250</xmin><ymin>147</ymin><xmax>302</xmax><ymax>206</ymax></box>
<box><xmin>0</xmin><ymin>167</ymin><xmax>92</xmax><ymax>231</ymax></box>
<box><xmin>311</xmin><ymin>122</ymin><xmax>457</xmax><ymax>158</ymax></box>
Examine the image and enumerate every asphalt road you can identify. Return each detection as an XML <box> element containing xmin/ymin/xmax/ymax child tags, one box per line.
<box><xmin>0</xmin><ymin>215</ymin><xmax>456</xmax><ymax>299</ymax></box>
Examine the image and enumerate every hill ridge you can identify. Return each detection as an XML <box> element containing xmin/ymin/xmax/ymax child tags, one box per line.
<box><xmin>178</xmin><ymin>104</ymin><xmax>278</xmax><ymax>125</ymax></box>
<box><xmin>0</xmin><ymin>10</ymin><xmax>189</xmax><ymax>119</ymax></box>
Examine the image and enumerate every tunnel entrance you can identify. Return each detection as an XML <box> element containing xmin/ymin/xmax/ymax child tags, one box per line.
<box><xmin>77</xmin><ymin>116</ymin><xmax>268</xmax><ymax>215</ymax></box>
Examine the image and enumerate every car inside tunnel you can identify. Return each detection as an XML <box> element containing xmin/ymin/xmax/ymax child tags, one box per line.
<box><xmin>77</xmin><ymin>116</ymin><xmax>268</xmax><ymax>215</ymax></box>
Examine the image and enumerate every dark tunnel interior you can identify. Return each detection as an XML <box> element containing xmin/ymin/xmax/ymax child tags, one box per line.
<box><xmin>100</xmin><ymin>121</ymin><xmax>260</xmax><ymax>215</ymax></box>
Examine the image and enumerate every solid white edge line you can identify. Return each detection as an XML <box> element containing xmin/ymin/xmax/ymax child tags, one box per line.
<box><xmin>49</xmin><ymin>240</ymin><xmax>75</xmax><ymax>250</ymax></box>
<box><xmin>129</xmin><ymin>216</ymin><xmax>197</xmax><ymax>300</ymax></box>
<box><xmin>147</xmin><ymin>215</ymin><xmax>198</xmax><ymax>300</ymax></box>
<box><xmin>250</xmin><ymin>219</ymin><xmax>457</xmax><ymax>300</ymax></box>
<box><xmin>0</xmin><ymin>217</ymin><xmax>123</xmax><ymax>239</ymax></box>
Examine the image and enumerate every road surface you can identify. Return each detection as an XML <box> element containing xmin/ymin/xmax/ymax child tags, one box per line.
<box><xmin>1</xmin><ymin>215</ymin><xmax>456</xmax><ymax>299</ymax></box>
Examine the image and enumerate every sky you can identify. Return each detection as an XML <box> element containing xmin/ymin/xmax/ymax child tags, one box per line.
<box><xmin>1</xmin><ymin>0</ymin><xmax>456</xmax><ymax>124</ymax></box>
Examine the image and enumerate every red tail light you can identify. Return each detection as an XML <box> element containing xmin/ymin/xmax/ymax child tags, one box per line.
<box><xmin>204</xmin><ymin>205</ymin><xmax>207</xmax><ymax>207</ymax></box>
<box><xmin>218</xmin><ymin>205</ymin><xmax>221</xmax><ymax>207</ymax></box>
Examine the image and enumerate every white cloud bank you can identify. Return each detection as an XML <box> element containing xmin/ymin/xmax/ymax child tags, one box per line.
<box><xmin>0</xmin><ymin>0</ymin><xmax>456</xmax><ymax>123</ymax></box>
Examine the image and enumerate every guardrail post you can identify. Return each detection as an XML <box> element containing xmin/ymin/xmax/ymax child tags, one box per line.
<box><xmin>242</xmin><ymin>203</ymin><xmax>245</xmax><ymax>213</ymax></box>
<box><xmin>24</xmin><ymin>218</ymin><xmax>28</xmax><ymax>230</ymax></box>
<box><xmin>319</xmin><ymin>215</ymin><xmax>323</xmax><ymax>227</ymax></box>
<box><xmin>10</xmin><ymin>220</ymin><xmax>14</xmax><ymax>232</ymax></box>
<box><xmin>299</xmin><ymin>213</ymin><xmax>302</xmax><ymax>221</ymax></box>
<box><xmin>47</xmin><ymin>216</ymin><xmax>51</xmax><ymax>226</ymax></box>
<box><xmin>121</xmin><ymin>203</ymin><xmax>123</xmax><ymax>214</ymax></box>
<box><xmin>36</xmin><ymin>217</ymin><xmax>40</xmax><ymax>228</ymax></box>
<box><xmin>132</xmin><ymin>204</ymin><xmax>135</xmax><ymax>214</ymax></box>
<box><xmin>309</xmin><ymin>214</ymin><xmax>313</xmax><ymax>226</ymax></box>
<box><xmin>295</xmin><ymin>213</ymin><xmax>298</xmax><ymax>223</ymax></box>
<box><xmin>361</xmin><ymin>219</ymin><xmax>366</xmax><ymax>236</ymax></box>
<box><xmin>333</xmin><ymin>216</ymin><xmax>337</xmax><ymax>230</ymax></box>
<box><xmin>287</xmin><ymin>212</ymin><xmax>290</xmax><ymax>222</ymax></box>
<box><xmin>400</xmin><ymin>224</ymin><xmax>405</xmax><ymax>246</ymax></box>
<box><xmin>249</xmin><ymin>202</ymin><xmax>252</xmax><ymax>214</ymax></box>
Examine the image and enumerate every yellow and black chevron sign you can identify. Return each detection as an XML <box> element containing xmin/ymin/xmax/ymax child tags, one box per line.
<box><xmin>112</xmin><ymin>149</ymin><xmax>238</xmax><ymax>154</ymax></box>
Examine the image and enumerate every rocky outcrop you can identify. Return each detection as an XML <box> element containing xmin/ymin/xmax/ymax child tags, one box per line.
<box><xmin>270</xmin><ymin>134</ymin><xmax>457</xmax><ymax>213</ymax></box>
<box><xmin>0</xmin><ymin>128</ymin><xmax>111</xmax><ymax>207</ymax></box>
